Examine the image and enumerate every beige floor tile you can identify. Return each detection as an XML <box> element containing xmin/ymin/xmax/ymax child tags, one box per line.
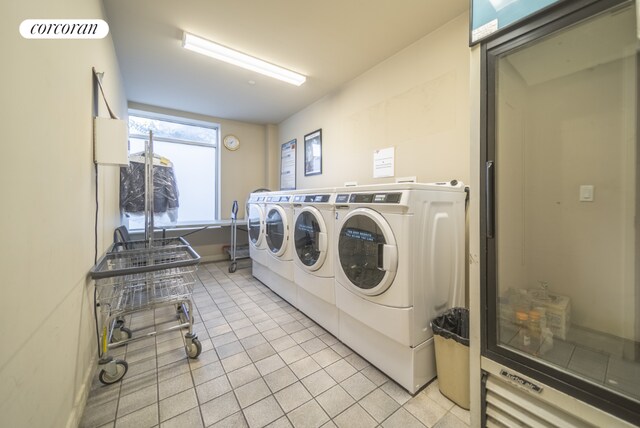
<box><xmin>242</xmin><ymin>396</ymin><xmax>284</xmax><ymax>428</ymax></box>
<box><xmin>403</xmin><ymin>393</ymin><xmax>448</xmax><ymax>427</ymax></box>
<box><xmin>301</xmin><ymin>369</ymin><xmax>337</xmax><ymax>397</ymax></box>
<box><xmin>358</xmin><ymin>388</ymin><xmax>400</xmax><ymax>422</ymax></box>
<box><xmin>235</xmin><ymin>378</ymin><xmax>272</xmax><ymax>409</ymax></box>
<box><xmin>286</xmin><ymin>399</ymin><xmax>330</xmax><ymax>428</ymax></box>
<box><xmin>333</xmin><ymin>404</ymin><xmax>377</xmax><ymax>428</ymax></box>
<box><xmin>210</xmin><ymin>411</ymin><xmax>248</xmax><ymax>428</ymax></box>
<box><xmin>255</xmin><ymin>354</ymin><xmax>286</xmax><ymax>376</ymax></box>
<box><xmin>263</xmin><ymin>366</ymin><xmax>298</xmax><ymax>393</ymax></box>
<box><xmin>200</xmin><ymin>391</ymin><xmax>241</xmax><ymax>427</ymax></box>
<box><xmin>274</xmin><ymin>381</ymin><xmax>312</xmax><ymax>412</ymax></box>
<box><xmin>227</xmin><ymin>364</ymin><xmax>261</xmax><ymax>388</ymax></box>
<box><xmin>114</xmin><ymin>403</ymin><xmax>158</xmax><ymax>428</ymax></box>
<box><xmin>433</xmin><ymin>412</ymin><xmax>469</xmax><ymax>428</ymax></box>
<box><xmin>158</xmin><ymin>372</ymin><xmax>193</xmax><ymax>400</ymax></box>
<box><xmin>159</xmin><ymin>388</ymin><xmax>198</xmax><ymax>422</ymax></box>
<box><xmin>325</xmin><ymin>359</ymin><xmax>357</xmax><ymax>383</ymax></box>
<box><xmin>159</xmin><ymin>406</ymin><xmax>203</xmax><ymax>428</ymax></box>
<box><xmin>341</xmin><ymin>372</ymin><xmax>377</xmax><ymax>400</ymax></box>
<box><xmin>117</xmin><ymin>384</ymin><xmax>157</xmax><ymax>418</ymax></box>
<box><xmin>316</xmin><ymin>385</ymin><xmax>355</xmax><ymax>417</ymax></box>
<box><xmin>196</xmin><ymin>374</ymin><xmax>232</xmax><ymax>404</ymax></box>
<box><xmin>381</xmin><ymin>408</ymin><xmax>426</xmax><ymax>428</ymax></box>
<box><xmin>289</xmin><ymin>356</ymin><xmax>322</xmax><ymax>379</ymax></box>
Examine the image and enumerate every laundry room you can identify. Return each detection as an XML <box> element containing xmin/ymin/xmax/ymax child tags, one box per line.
<box><xmin>3</xmin><ymin>0</ymin><xmax>640</xmax><ymax>427</ymax></box>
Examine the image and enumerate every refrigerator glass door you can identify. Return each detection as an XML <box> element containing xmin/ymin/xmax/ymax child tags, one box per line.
<box><xmin>489</xmin><ymin>0</ymin><xmax>639</xmax><ymax>409</ymax></box>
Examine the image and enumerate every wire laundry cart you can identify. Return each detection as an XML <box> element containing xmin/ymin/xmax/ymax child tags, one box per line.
<box><xmin>90</xmin><ymin>237</ymin><xmax>202</xmax><ymax>384</ymax></box>
<box><xmin>227</xmin><ymin>200</ymin><xmax>250</xmax><ymax>273</ymax></box>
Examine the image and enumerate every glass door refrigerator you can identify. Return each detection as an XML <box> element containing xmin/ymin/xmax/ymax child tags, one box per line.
<box><xmin>480</xmin><ymin>0</ymin><xmax>640</xmax><ymax>425</ymax></box>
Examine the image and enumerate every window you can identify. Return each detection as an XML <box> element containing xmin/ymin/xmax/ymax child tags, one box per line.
<box><xmin>125</xmin><ymin>111</ymin><xmax>219</xmax><ymax>229</ymax></box>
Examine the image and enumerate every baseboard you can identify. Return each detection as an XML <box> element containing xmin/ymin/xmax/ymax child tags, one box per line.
<box><xmin>200</xmin><ymin>254</ymin><xmax>230</xmax><ymax>263</ymax></box>
<box><xmin>66</xmin><ymin>350</ymin><xmax>98</xmax><ymax>428</ymax></box>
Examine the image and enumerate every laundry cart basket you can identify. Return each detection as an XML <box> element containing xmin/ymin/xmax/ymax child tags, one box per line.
<box><xmin>90</xmin><ymin>237</ymin><xmax>201</xmax><ymax>384</ymax></box>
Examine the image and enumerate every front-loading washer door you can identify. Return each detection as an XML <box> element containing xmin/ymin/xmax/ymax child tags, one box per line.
<box><xmin>266</xmin><ymin>205</ymin><xmax>289</xmax><ymax>257</ymax></box>
<box><xmin>294</xmin><ymin>206</ymin><xmax>327</xmax><ymax>271</ymax></box>
<box><xmin>248</xmin><ymin>204</ymin><xmax>264</xmax><ymax>248</ymax></box>
<box><xmin>338</xmin><ymin>208</ymin><xmax>398</xmax><ymax>295</ymax></box>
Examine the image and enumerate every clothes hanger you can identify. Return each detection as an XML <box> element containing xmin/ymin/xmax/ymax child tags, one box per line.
<box><xmin>128</xmin><ymin>151</ymin><xmax>173</xmax><ymax>167</ymax></box>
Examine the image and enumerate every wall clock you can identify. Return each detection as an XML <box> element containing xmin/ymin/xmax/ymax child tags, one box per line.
<box><xmin>223</xmin><ymin>134</ymin><xmax>240</xmax><ymax>151</ymax></box>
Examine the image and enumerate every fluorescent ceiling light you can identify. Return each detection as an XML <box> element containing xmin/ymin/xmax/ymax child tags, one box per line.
<box><xmin>182</xmin><ymin>32</ymin><xmax>306</xmax><ymax>86</ymax></box>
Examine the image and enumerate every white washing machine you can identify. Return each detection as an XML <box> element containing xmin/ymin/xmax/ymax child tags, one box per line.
<box><xmin>292</xmin><ymin>190</ymin><xmax>338</xmax><ymax>336</ymax></box>
<box><xmin>334</xmin><ymin>181</ymin><xmax>466</xmax><ymax>393</ymax></box>
<box><xmin>247</xmin><ymin>192</ymin><xmax>270</xmax><ymax>284</ymax></box>
<box><xmin>265</xmin><ymin>192</ymin><xmax>297</xmax><ymax>305</ymax></box>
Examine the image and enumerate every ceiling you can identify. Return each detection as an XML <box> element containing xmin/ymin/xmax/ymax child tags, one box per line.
<box><xmin>103</xmin><ymin>0</ymin><xmax>469</xmax><ymax>125</ymax></box>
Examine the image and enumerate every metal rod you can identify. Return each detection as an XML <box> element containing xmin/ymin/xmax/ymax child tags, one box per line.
<box><xmin>144</xmin><ymin>130</ymin><xmax>155</xmax><ymax>245</ymax></box>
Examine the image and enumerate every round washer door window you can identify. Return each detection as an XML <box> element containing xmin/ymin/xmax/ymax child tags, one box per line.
<box><xmin>266</xmin><ymin>206</ymin><xmax>288</xmax><ymax>256</ymax></box>
<box><xmin>338</xmin><ymin>208</ymin><xmax>398</xmax><ymax>295</ymax></box>
<box><xmin>294</xmin><ymin>207</ymin><xmax>327</xmax><ymax>271</ymax></box>
<box><xmin>247</xmin><ymin>204</ymin><xmax>263</xmax><ymax>247</ymax></box>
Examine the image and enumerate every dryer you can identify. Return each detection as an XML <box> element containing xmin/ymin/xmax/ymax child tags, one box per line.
<box><xmin>292</xmin><ymin>190</ymin><xmax>338</xmax><ymax>336</ymax></box>
<box><xmin>265</xmin><ymin>192</ymin><xmax>297</xmax><ymax>305</ymax></box>
<box><xmin>247</xmin><ymin>192</ymin><xmax>270</xmax><ymax>284</ymax></box>
<box><xmin>334</xmin><ymin>181</ymin><xmax>466</xmax><ymax>393</ymax></box>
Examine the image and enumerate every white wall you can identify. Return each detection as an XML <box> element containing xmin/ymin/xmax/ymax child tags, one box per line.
<box><xmin>277</xmin><ymin>13</ymin><xmax>470</xmax><ymax>189</ymax></box>
<box><xmin>0</xmin><ymin>1</ymin><xmax>126</xmax><ymax>427</ymax></box>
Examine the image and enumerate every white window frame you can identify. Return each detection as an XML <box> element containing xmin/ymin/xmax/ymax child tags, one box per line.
<box><xmin>127</xmin><ymin>108</ymin><xmax>221</xmax><ymax>227</ymax></box>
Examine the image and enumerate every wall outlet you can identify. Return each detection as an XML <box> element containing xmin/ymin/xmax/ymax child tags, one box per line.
<box><xmin>579</xmin><ymin>185</ymin><xmax>594</xmax><ymax>202</ymax></box>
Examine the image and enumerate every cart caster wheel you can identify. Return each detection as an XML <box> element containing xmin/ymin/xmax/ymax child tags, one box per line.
<box><xmin>186</xmin><ymin>338</ymin><xmax>202</xmax><ymax>359</ymax></box>
<box><xmin>229</xmin><ymin>262</ymin><xmax>237</xmax><ymax>273</ymax></box>
<box><xmin>111</xmin><ymin>327</ymin><xmax>132</xmax><ymax>343</ymax></box>
<box><xmin>98</xmin><ymin>360</ymin><xmax>128</xmax><ymax>385</ymax></box>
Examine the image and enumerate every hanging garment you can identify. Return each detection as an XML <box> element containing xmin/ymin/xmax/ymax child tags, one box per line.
<box><xmin>120</xmin><ymin>154</ymin><xmax>179</xmax><ymax>219</ymax></box>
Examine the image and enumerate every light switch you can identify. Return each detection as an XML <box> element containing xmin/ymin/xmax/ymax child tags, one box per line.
<box><xmin>579</xmin><ymin>185</ymin><xmax>594</xmax><ymax>202</ymax></box>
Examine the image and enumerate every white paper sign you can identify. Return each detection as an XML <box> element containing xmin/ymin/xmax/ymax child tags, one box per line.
<box><xmin>280</xmin><ymin>139</ymin><xmax>296</xmax><ymax>190</ymax></box>
<box><xmin>373</xmin><ymin>147</ymin><xmax>395</xmax><ymax>178</ymax></box>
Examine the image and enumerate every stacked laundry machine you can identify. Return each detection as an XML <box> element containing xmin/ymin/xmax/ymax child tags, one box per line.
<box><xmin>246</xmin><ymin>181</ymin><xmax>466</xmax><ymax>394</ymax></box>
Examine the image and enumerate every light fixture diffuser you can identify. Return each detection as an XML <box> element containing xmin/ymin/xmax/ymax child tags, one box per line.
<box><xmin>182</xmin><ymin>32</ymin><xmax>306</xmax><ymax>86</ymax></box>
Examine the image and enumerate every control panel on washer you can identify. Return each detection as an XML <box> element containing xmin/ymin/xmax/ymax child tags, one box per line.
<box><xmin>266</xmin><ymin>195</ymin><xmax>291</xmax><ymax>202</ymax></box>
<box><xmin>335</xmin><ymin>192</ymin><xmax>402</xmax><ymax>204</ymax></box>
<box><xmin>293</xmin><ymin>194</ymin><xmax>331</xmax><ymax>203</ymax></box>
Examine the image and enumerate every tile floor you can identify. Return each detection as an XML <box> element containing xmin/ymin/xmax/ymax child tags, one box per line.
<box><xmin>80</xmin><ymin>261</ymin><xmax>470</xmax><ymax>428</ymax></box>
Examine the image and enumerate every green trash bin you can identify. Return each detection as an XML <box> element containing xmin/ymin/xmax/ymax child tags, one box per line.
<box><xmin>431</xmin><ymin>307</ymin><xmax>470</xmax><ymax>409</ymax></box>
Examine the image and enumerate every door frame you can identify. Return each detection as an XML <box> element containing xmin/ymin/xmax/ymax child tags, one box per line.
<box><xmin>265</xmin><ymin>205</ymin><xmax>289</xmax><ymax>257</ymax></box>
<box><xmin>294</xmin><ymin>206</ymin><xmax>328</xmax><ymax>272</ymax></box>
<box><xmin>337</xmin><ymin>207</ymin><xmax>398</xmax><ymax>296</ymax></box>
<box><xmin>247</xmin><ymin>203</ymin><xmax>264</xmax><ymax>247</ymax></box>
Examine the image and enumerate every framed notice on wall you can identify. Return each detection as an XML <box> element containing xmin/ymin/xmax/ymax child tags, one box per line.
<box><xmin>470</xmin><ymin>0</ymin><xmax>561</xmax><ymax>45</ymax></box>
<box><xmin>280</xmin><ymin>139</ymin><xmax>296</xmax><ymax>190</ymax></box>
<box><xmin>304</xmin><ymin>129</ymin><xmax>322</xmax><ymax>176</ymax></box>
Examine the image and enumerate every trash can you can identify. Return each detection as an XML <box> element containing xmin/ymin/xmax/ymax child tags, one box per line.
<box><xmin>431</xmin><ymin>307</ymin><xmax>470</xmax><ymax>409</ymax></box>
